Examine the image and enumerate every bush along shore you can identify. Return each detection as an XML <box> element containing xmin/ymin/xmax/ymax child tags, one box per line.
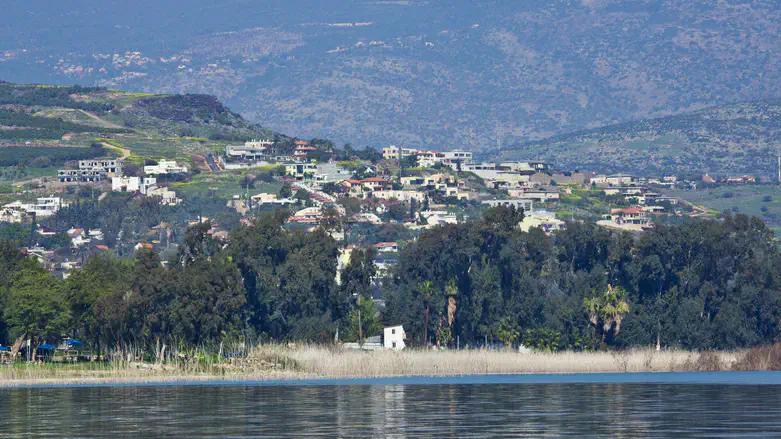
<box><xmin>3</xmin><ymin>343</ymin><xmax>781</xmax><ymax>387</ymax></box>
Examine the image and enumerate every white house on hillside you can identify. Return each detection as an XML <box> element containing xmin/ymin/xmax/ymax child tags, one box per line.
<box><xmin>112</xmin><ymin>176</ymin><xmax>157</xmax><ymax>194</ymax></box>
<box><xmin>144</xmin><ymin>160</ymin><xmax>188</xmax><ymax>175</ymax></box>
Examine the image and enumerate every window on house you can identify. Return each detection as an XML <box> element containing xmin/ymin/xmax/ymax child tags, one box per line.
<box><xmin>392</xmin><ymin>342</ymin><xmax>397</xmax><ymax>348</ymax></box>
<box><xmin>392</xmin><ymin>329</ymin><xmax>395</xmax><ymax>334</ymax></box>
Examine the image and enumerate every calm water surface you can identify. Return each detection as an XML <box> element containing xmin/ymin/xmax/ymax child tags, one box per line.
<box><xmin>2</xmin><ymin>373</ymin><xmax>781</xmax><ymax>437</ymax></box>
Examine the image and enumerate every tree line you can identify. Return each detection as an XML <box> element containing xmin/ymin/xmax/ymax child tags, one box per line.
<box><xmin>1</xmin><ymin>208</ymin><xmax>780</xmax><ymax>357</ymax></box>
<box><xmin>384</xmin><ymin>209</ymin><xmax>781</xmax><ymax>350</ymax></box>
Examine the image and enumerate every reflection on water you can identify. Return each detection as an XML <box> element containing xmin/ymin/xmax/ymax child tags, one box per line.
<box><xmin>2</xmin><ymin>378</ymin><xmax>781</xmax><ymax>437</ymax></box>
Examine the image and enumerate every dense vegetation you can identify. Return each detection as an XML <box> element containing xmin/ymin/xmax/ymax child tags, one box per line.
<box><xmin>0</xmin><ymin>83</ymin><xmax>113</xmax><ymax>112</ymax></box>
<box><xmin>40</xmin><ymin>192</ymin><xmax>241</xmax><ymax>254</ymax></box>
<box><xmin>385</xmin><ymin>210</ymin><xmax>781</xmax><ymax>350</ymax></box>
<box><xmin>0</xmin><ymin>223</ymin><xmax>69</xmax><ymax>249</ymax></box>
<box><xmin>121</xmin><ymin>94</ymin><xmax>273</xmax><ymax>141</ymax></box>
<box><xmin>1</xmin><ymin>208</ymin><xmax>780</xmax><ymax>355</ymax></box>
<box><xmin>135</xmin><ymin>94</ymin><xmax>241</xmax><ymax>125</ymax></box>
<box><xmin>0</xmin><ymin>109</ymin><xmax>126</xmax><ymax>140</ymax></box>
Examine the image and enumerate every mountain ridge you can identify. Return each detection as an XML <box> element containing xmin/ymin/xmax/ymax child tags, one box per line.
<box><xmin>2</xmin><ymin>0</ymin><xmax>780</xmax><ymax>150</ymax></box>
<box><xmin>496</xmin><ymin>99</ymin><xmax>781</xmax><ymax>178</ymax></box>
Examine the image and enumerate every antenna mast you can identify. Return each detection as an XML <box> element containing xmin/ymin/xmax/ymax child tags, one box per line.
<box><xmin>777</xmin><ymin>150</ymin><xmax>780</xmax><ymax>185</ymax></box>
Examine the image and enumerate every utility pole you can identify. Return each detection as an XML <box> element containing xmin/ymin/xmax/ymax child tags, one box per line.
<box><xmin>28</xmin><ymin>212</ymin><xmax>36</xmax><ymax>248</ymax></box>
<box><xmin>495</xmin><ymin>121</ymin><xmax>501</xmax><ymax>150</ymax></box>
<box><xmin>397</xmin><ymin>146</ymin><xmax>402</xmax><ymax>183</ymax></box>
<box><xmin>357</xmin><ymin>305</ymin><xmax>363</xmax><ymax>346</ymax></box>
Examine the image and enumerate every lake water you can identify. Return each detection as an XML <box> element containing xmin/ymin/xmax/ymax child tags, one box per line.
<box><xmin>2</xmin><ymin>372</ymin><xmax>781</xmax><ymax>437</ymax></box>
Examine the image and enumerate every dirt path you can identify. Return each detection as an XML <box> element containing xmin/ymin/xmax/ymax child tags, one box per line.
<box><xmin>675</xmin><ymin>197</ymin><xmax>711</xmax><ymax>218</ymax></box>
<box><xmin>77</xmin><ymin>109</ymin><xmax>124</xmax><ymax>129</ymax></box>
<box><xmin>101</xmin><ymin>141</ymin><xmax>132</xmax><ymax>160</ymax></box>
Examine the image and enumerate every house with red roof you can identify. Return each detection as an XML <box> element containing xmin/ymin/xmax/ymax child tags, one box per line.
<box><xmin>341</xmin><ymin>177</ymin><xmax>392</xmax><ymax>197</ymax></box>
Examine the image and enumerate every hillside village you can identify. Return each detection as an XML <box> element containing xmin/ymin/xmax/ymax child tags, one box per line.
<box><xmin>6</xmin><ymin>3</ymin><xmax>781</xmax><ymax>433</ymax></box>
<box><xmin>1</xmin><ymin>133</ymin><xmax>768</xmax><ymax>285</ymax></box>
<box><xmin>0</xmin><ymin>81</ymin><xmax>781</xmax><ymax>370</ymax></box>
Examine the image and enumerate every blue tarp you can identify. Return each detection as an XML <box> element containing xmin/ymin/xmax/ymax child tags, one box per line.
<box><xmin>0</xmin><ymin>346</ymin><xmax>10</xmax><ymax>352</ymax></box>
<box><xmin>65</xmin><ymin>339</ymin><xmax>82</xmax><ymax>347</ymax></box>
<box><xmin>37</xmin><ymin>343</ymin><xmax>55</xmax><ymax>351</ymax></box>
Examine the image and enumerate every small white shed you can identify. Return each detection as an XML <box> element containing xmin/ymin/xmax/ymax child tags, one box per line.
<box><xmin>384</xmin><ymin>325</ymin><xmax>406</xmax><ymax>350</ymax></box>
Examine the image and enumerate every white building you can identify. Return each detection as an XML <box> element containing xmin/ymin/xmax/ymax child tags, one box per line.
<box><xmin>590</xmin><ymin>174</ymin><xmax>638</xmax><ymax>187</ymax></box>
<box><xmin>314</xmin><ymin>162</ymin><xmax>352</xmax><ymax>183</ymax></box>
<box><xmin>507</xmin><ymin>189</ymin><xmax>560</xmax><ymax>202</ymax></box>
<box><xmin>374</xmin><ymin>242</ymin><xmax>399</xmax><ymax>253</ymax></box>
<box><xmin>0</xmin><ymin>207</ymin><xmax>25</xmax><ymax>223</ymax></box>
<box><xmin>519</xmin><ymin>211</ymin><xmax>565</xmax><ymax>234</ymax></box>
<box><xmin>251</xmin><ymin>192</ymin><xmax>297</xmax><ymax>207</ymax></box>
<box><xmin>482</xmin><ymin>199</ymin><xmax>534</xmax><ymax>211</ymax></box>
<box><xmin>289</xmin><ymin>206</ymin><xmax>323</xmax><ymax>224</ymax></box>
<box><xmin>384</xmin><ymin>325</ymin><xmax>406</xmax><ymax>350</ymax></box>
<box><xmin>79</xmin><ymin>159</ymin><xmax>122</xmax><ymax>175</ymax></box>
<box><xmin>382</xmin><ymin>145</ymin><xmax>419</xmax><ymax>161</ymax></box>
<box><xmin>597</xmin><ymin>207</ymin><xmax>653</xmax><ymax>232</ymax></box>
<box><xmin>144</xmin><ymin>160</ymin><xmax>188</xmax><ymax>175</ymax></box>
<box><xmin>88</xmin><ymin>229</ymin><xmax>105</xmax><ymax>241</ymax></box>
<box><xmin>30</xmin><ymin>197</ymin><xmax>67</xmax><ymax>217</ymax></box>
<box><xmin>112</xmin><ymin>176</ymin><xmax>157</xmax><ymax>194</ymax></box>
<box><xmin>500</xmin><ymin>161</ymin><xmax>551</xmax><ymax>174</ymax></box>
<box><xmin>443</xmin><ymin>150</ymin><xmax>473</xmax><ymax>164</ymax></box>
<box><xmin>147</xmin><ymin>186</ymin><xmax>181</xmax><ymax>206</ymax></box>
<box><xmin>71</xmin><ymin>233</ymin><xmax>91</xmax><ymax>248</ymax></box>
<box><xmin>3</xmin><ymin>197</ymin><xmax>68</xmax><ymax>219</ymax></box>
<box><xmin>59</xmin><ymin>159</ymin><xmax>123</xmax><ymax>183</ymax></box>
<box><xmin>226</xmin><ymin>140</ymin><xmax>273</xmax><ymax>161</ymax></box>
<box><xmin>416</xmin><ymin>150</ymin><xmax>445</xmax><ymax>168</ymax></box>
<box><xmin>350</xmin><ymin>212</ymin><xmax>383</xmax><ymax>225</ymax></box>
<box><xmin>285</xmin><ymin>163</ymin><xmax>318</xmax><ymax>180</ymax></box>
<box><xmin>421</xmin><ymin>210</ymin><xmax>459</xmax><ymax>226</ymax></box>
<box><xmin>371</xmin><ymin>190</ymin><xmax>426</xmax><ymax>203</ymax></box>
<box><xmin>443</xmin><ymin>186</ymin><xmax>476</xmax><ymax>201</ymax></box>
<box><xmin>58</xmin><ymin>169</ymin><xmax>107</xmax><ymax>183</ymax></box>
<box><xmin>462</xmin><ymin>163</ymin><xmax>532</xmax><ymax>185</ymax></box>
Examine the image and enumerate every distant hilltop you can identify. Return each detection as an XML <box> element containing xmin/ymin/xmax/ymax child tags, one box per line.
<box><xmin>496</xmin><ymin>100</ymin><xmax>781</xmax><ymax>179</ymax></box>
<box><xmin>0</xmin><ymin>81</ymin><xmax>276</xmax><ymax>144</ymax></box>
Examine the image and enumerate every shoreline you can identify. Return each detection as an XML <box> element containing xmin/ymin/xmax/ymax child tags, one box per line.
<box><xmin>3</xmin><ymin>345</ymin><xmax>770</xmax><ymax>388</ymax></box>
<box><xmin>5</xmin><ymin>370</ymin><xmax>781</xmax><ymax>389</ymax></box>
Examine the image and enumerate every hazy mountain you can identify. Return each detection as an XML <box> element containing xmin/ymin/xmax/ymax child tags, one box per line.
<box><xmin>497</xmin><ymin>100</ymin><xmax>781</xmax><ymax>178</ymax></box>
<box><xmin>2</xmin><ymin>0</ymin><xmax>780</xmax><ymax>151</ymax></box>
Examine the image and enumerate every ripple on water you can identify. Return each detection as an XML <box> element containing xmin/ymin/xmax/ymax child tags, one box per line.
<box><xmin>2</xmin><ymin>374</ymin><xmax>781</xmax><ymax>437</ymax></box>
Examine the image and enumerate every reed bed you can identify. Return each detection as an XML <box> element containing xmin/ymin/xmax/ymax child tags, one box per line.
<box><xmin>0</xmin><ymin>350</ymin><xmax>301</xmax><ymax>386</ymax></box>
<box><xmin>263</xmin><ymin>345</ymin><xmax>740</xmax><ymax>378</ymax></box>
<box><xmin>0</xmin><ymin>344</ymin><xmax>755</xmax><ymax>387</ymax></box>
<box><xmin>0</xmin><ymin>363</ymin><xmax>302</xmax><ymax>388</ymax></box>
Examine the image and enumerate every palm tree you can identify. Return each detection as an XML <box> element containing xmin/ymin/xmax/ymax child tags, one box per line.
<box><xmin>496</xmin><ymin>317</ymin><xmax>519</xmax><ymax>350</ymax></box>
<box><xmin>584</xmin><ymin>284</ymin><xmax>630</xmax><ymax>346</ymax></box>
<box><xmin>418</xmin><ymin>281</ymin><xmax>434</xmax><ymax>347</ymax></box>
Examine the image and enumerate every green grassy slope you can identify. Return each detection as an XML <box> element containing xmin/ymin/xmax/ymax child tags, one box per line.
<box><xmin>664</xmin><ymin>185</ymin><xmax>781</xmax><ymax>233</ymax></box>
<box><xmin>0</xmin><ymin>82</ymin><xmax>277</xmax><ymax>159</ymax></box>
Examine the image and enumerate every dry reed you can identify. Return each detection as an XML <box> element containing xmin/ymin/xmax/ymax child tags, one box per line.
<box><xmin>0</xmin><ymin>345</ymin><xmax>747</xmax><ymax>387</ymax></box>
<box><xmin>249</xmin><ymin>345</ymin><xmax>740</xmax><ymax>378</ymax></box>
